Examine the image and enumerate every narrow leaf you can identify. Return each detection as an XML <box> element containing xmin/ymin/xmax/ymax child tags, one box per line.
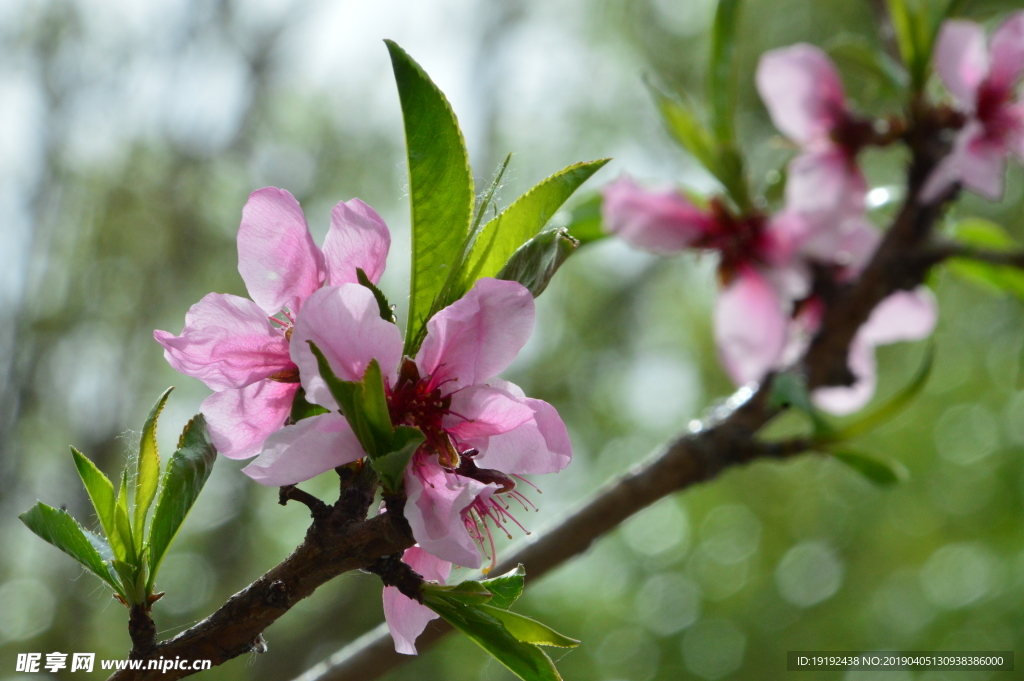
<box><xmin>424</xmin><ymin>594</ymin><xmax>563</xmax><ymax>681</ymax></box>
<box><xmin>481</xmin><ymin>564</ymin><xmax>526</xmax><ymax>610</ymax></box>
<box><xmin>478</xmin><ymin>605</ymin><xmax>580</xmax><ymax>648</ymax></box>
<box><xmin>134</xmin><ymin>387</ymin><xmax>173</xmax><ymax>550</ymax></box>
<box><xmin>652</xmin><ymin>89</ymin><xmax>719</xmax><ymax>174</ymax></box>
<box><xmin>360</xmin><ymin>360</ymin><xmax>394</xmax><ymax>445</ymax></box>
<box><xmin>115</xmin><ymin>469</ymin><xmax>136</xmax><ymax>565</ymax></box>
<box><xmin>947</xmin><ymin>218</ymin><xmax>1024</xmax><ymax>301</ymax></box>
<box><xmin>826</xmin><ymin>34</ymin><xmax>909</xmax><ymax>96</ymax></box>
<box><xmin>19</xmin><ymin>503</ymin><xmax>121</xmax><ymax>593</ymax></box>
<box><xmin>833</xmin><ymin>343</ymin><xmax>933</xmax><ymax>440</ymax></box>
<box><xmin>461</xmin><ymin>159</ymin><xmax>609</xmax><ymax>290</ymax></box>
<box><xmin>289</xmin><ymin>387</ymin><xmax>329</xmax><ymax>424</ymax></box>
<box><xmin>357</xmin><ymin>268</ymin><xmax>397</xmax><ymax>324</ymax></box>
<box><xmin>70</xmin><ymin>447</ymin><xmax>119</xmax><ymax>557</ymax></box>
<box><xmin>385</xmin><ymin>40</ymin><xmax>475</xmax><ymax>354</ymax></box>
<box><xmin>496</xmin><ymin>228</ymin><xmax>579</xmax><ymax>298</ymax></box>
<box><xmin>769</xmin><ymin>372</ymin><xmax>835</xmax><ymax>439</ymax></box>
<box><xmin>147</xmin><ymin>414</ymin><xmax>216</xmax><ymax>592</ymax></box>
<box><xmin>708</xmin><ymin>0</ymin><xmax>742</xmax><ymax>144</ymax></box>
<box><xmin>830</xmin><ymin>449</ymin><xmax>907</xmax><ymax>486</ymax></box>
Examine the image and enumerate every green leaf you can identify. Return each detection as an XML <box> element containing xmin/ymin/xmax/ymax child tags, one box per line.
<box><xmin>360</xmin><ymin>359</ymin><xmax>394</xmax><ymax>445</ymax></box>
<box><xmin>947</xmin><ymin>218</ymin><xmax>1024</xmax><ymax>301</ymax></box>
<box><xmin>425</xmin><ymin>580</ymin><xmax>495</xmax><ymax>605</ymax></box>
<box><xmin>653</xmin><ymin>89</ymin><xmax>719</xmax><ymax>176</ymax></box>
<box><xmin>830</xmin><ymin>449</ymin><xmax>907</xmax><ymax>486</ymax></box>
<box><xmin>423</xmin><ymin>594</ymin><xmax>563</xmax><ymax>681</ymax></box>
<box><xmin>708</xmin><ymin>0</ymin><xmax>742</xmax><ymax>144</ymax></box>
<box><xmin>385</xmin><ymin>40</ymin><xmax>475</xmax><ymax>354</ymax></box>
<box><xmin>826</xmin><ymin>33</ymin><xmax>909</xmax><ymax>96</ymax></box>
<box><xmin>19</xmin><ymin>502</ymin><xmax>121</xmax><ymax>594</ymax></box>
<box><xmin>496</xmin><ymin>228</ymin><xmax>579</xmax><ymax>298</ymax></box>
<box><xmin>147</xmin><ymin>414</ymin><xmax>216</xmax><ymax>592</ymax></box>
<box><xmin>369</xmin><ymin>426</ymin><xmax>425</xmax><ymax>493</ymax></box>
<box><xmin>357</xmin><ymin>268</ymin><xmax>397</xmax><ymax>324</ymax></box>
<box><xmin>886</xmin><ymin>0</ymin><xmax>935</xmax><ymax>91</ymax></box>
<box><xmin>563</xmin><ymin>193</ymin><xmax>605</xmax><ymax>246</ymax></box>
<box><xmin>478</xmin><ymin>605</ymin><xmax>581</xmax><ymax>648</ymax></box>
<box><xmin>134</xmin><ymin>387</ymin><xmax>172</xmax><ymax>551</ymax></box>
<box><xmin>115</xmin><ymin>469</ymin><xmax>136</xmax><ymax>565</ymax></box>
<box><xmin>832</xmin><ymin>343</ymin><xmax>934</xmax><ymax>440</ymax></box>
<box><xmin>70</xmin><ymin>447</ymin><xmax>119</xmax><ymax>558</ymax></box>
<box><xmin>460</xmin><ymin>159</ymin><xmax>609</xmax><ymax>291</ymax></box>
<box><xmin>289</xmin><ymin>387</ymin><xmax>329</xmax><ymax>424</ymax></box>
<box><xmin>480</xmin><ymin>564</ymin><xmax>526</xmax><ymax>610</ymax></box>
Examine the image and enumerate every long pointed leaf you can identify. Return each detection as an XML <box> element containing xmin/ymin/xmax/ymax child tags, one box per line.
<box><xmin>134</xmin><ymin>387</ymin><xmax>173</xmax><ymax>550</ymax></box>
<box><xmin>478</xmin><ymin>605</ymin><xmax>580</xmax><ymax>648</ymax></box>
<box><xmin>19</xmin><ymin>502</ymin><xmax>121</xmax><ymax>594</ymax></box>
<box><xmin>70</xmin><ymin>447</ymin><xmax>120</xmax><ymax>557</ymax></box>
<box><xmin>708</xmin><ymin>0</ymin><xmax>743</xmax><ymax>144</ymax></box>
<box><xmin>385</xmin><ymin>40</ymin><xmax>475</xmax><ymax>354</ymax></box>
<box><xmin>147</xmin><ymin>414</ymin><xmax>216</xmax><ymax>592</ymax></box>
<box><xmin>460</xmin><ymin>159</ymin><xmax>609</xmax><ymax>290</ymax></box>
<box><xmin>115</xmin><ymin>469</ymin><xmax>136</xmax><ymax>565</ymax></box>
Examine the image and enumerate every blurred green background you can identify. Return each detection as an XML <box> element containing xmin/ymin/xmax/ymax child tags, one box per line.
<box><xmin>2</xmin><ymin>1</ymin><xmax>1023</xmax><ymax>680</ymax></box>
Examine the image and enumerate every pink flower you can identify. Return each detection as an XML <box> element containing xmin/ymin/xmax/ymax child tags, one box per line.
<box><xmin>154</xmin><ymin>187</ymin><xmax>390</xmax><ymax>459</ymax></box>
<box><xmin>812</xmin><ymin>287</ymin><xmax>938</xmax><ymax>414</ymax></box>
<box><xmin>382</xmin><ymin>546</ymin><xmax>451</xmax><ymax>655</ymax></box>
<box><xmin>923</xmin><ymin>12</ymin><xmax>1024</xmax><ymax>201</ymax></box>
<box><xmin>243</xmin><ymin>277</ymin><xmax>572</xmax><ymax>569</ymax></box>
<box><xmin>756</xmin><ymin>44</ymin><xmax>870</xmax><ymax>223</ymax></box>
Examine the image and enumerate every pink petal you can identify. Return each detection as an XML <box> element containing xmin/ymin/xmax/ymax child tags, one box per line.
<box><xmin>443</xmin><ymin>384</ymin><xmax>535</xmax><ymax>441</ymax></box>
<box><xmin>785</xmin><ymin>147</ymin><xmax>866</xmax><ymax>223</ymax></box>
<box><xmin>202</xmin><ymin>380</ymin><xmax>296</xmax><ymax>459</ymax></box>
<box><xmin>383</xmin><ymin>547</ymin><xmax>451</xmax><ymax>655</ymax></box>
<box><xmin>154</xmin><ymin>293</ymin><xmax>293</xmax><ymax>391</ymax></box>
<box><xmin>404</xmin><ymin>460</ymin><xmax>491</xmax><ymax>568</ymax></box>
<box><xmin>322</xmin><ymin>198</ymin><xmax>392</xmax><ymax>286</ymax></box>
<box><xmin>462</xmin><ymin>380</ymin><xmax>572</xmax><ymax>475</ymax></box>
<box><xmin>812</xmin><ymin>287</ymin><xmax>937</xmax><ymax>415</ymax></box>
<box><xmin>755</xmin><ymin>44</ymin><xmax>847</xmax><ymax>144</ymax></box>
<box><xmin>416</xmin><ymin>278</ymin><xmax>535</xmax><ymax>395</ymax></box>
<box><xmin>859</xmin><ymin>287</ymin><xmax>938</xmax><ymax>346</ymax></box>
<box><xmin>922</xmin><ymin>122</ymin><xmax>1007</xmax><ymax>201</ymax></box>
<box><xmin>601</xmin><ymin>177</ymin><xmax>714</xmax><ymax>253</ymax></box>
<box><xmin>812</xmin><ymin>337</ymin><xmax>876</xmax><ymax>415</ymax></box>
<box><xmin>799</xmin><ymin>216</ymin><xmax>881</xmax><ymax>277</ymax></box>
<box><xmin>714</xmin><ymin>267</ymin><xmax>789</xmax><ymax>386</ymax></box>
<box><xmin>241</xmin><ymin>412</ymin><xmax>365</xmax><ymax>486</ymax></box>
<box><xmin>291</xmin><ymin>284</ymin><xmax>404</xmax><ymax>409</ymax></box>
<box><xmin>934</xmin><ymin>20</ymin><xmax>990</xmax><ymax>109</ymax></box>
<box><xmin>987</xmin><ymin>11</ymin><xmax>1024</xmax><ymax>95</ymax></box>
<box><xmin>238</xmin><ymin>187</ymin><xmax>325</xmax><ymax>315</ymax></box>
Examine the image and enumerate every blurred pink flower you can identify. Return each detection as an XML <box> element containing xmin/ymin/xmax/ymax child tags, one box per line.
<box><xmin>382</xmin><ymin>546</ymin><xmax>451</xmax><ymax>655</ymax></box>
<box><xmin>155</xmin><ymin>187</ymin><xmax>390</xmax><ymax>459</ymax></box>
<box><xmin>923</xmin><ymin>12</ymin><xmax>1024</xmax><ymax>201</ymax></box>
<box><xmin>244</xmin><ymin>278</ymin><xmax>571</xmax><ymax>570</ymax></box>
<box><xmin>756</xmin><ymin>43</ymin><xmax>871</xmax><ymax>224</ymax></box>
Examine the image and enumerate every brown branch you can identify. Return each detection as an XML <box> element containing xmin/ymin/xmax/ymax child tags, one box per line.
<box><xmin>287</xmin><ymin>98</ymin><xmax>960</xmax><ymax>681</ymax></box>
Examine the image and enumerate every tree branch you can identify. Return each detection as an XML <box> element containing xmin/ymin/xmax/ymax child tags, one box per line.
<box><xmin>286</xmin><ymin>98</ymin><xmax>959</xmax><ymax>681</ymax></box>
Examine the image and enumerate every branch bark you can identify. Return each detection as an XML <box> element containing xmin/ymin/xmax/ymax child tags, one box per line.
<box><xmin>110</xmin><ymin>93</ymin><xmax>957</xmax><ymax>681</ymax></box>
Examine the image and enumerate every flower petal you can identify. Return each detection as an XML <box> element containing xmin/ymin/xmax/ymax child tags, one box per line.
<box><xmin>154</xmin><ymin>293</ymin><xmax>292</xmax><ymax>391</ymax></box>
<box><xmin>241</xmin><ymin>412</ymin><xmax>364</xmax><ymax>486</ymax></box>
<box><xmin>463</xmin><ymin>384</ymin><xmax>572</xmax><ymax>475</ymax></box>
<box><xmin>404</xmin><ymin>460</ymin><xmax>491</xmax><ymax>568</ymax></box>
<box><xmin>922</xmin><ymin>122</ymin><xmax>1007</xmax><ymax>202</ymax></box>
<box><xmin>416</xmin><ymin>278</ymin><xmax>535</xmax><ymax>395</ymax></box>
<box><xmin>202</xmin><ymin>380</ymin><xmax>296</xmax><ymax>460</ymax></box>
<box><xmin>756</xmin><ymin>43</ymin><xmax>847</xmax><ymax>144</ymax></box>
<box><xmin>601</xmin><ymin>177</ymin><xmax>713</xmax><ymax>253</ymax></box>
<box><xmin>714</xmin><ymin>267</ymin><xmax>789</xmax><ymax>386</ymax></box>
<box><xmin>859</xmin><ymin>286</ymin><xmax>938</xmax><ymax>346</ymax></box>
<box><xmin>383</xmin><ymin>546</ymin><xmax>452</xmax><ymax>655</ymax></box>
<box><xmin>291</xmin><ymin>284</ymin><xmax>404</xmax><ymax>408</ymax></box>
<box><xmin>812</xmin><ymin>337</ymin><xmax>876</xmax><ymax>415</ymax></box>
<box><xmin>444</xmin><ymin>384</ymin><xmax>535</xmax><ymax>441</ymax></box>
<box><xmin>322</xmin><ymin>198</ymin><xmax>392</xmax><ymax>286</ymax></box>
<box><xmin>987</xmin><ymin>11</ymin><xmax>1024</xmax><ymax>96</ymax></box>
<box><xmin>934</xmin><ymin>19</ymin><xmax>990</xmax><ymax>109</ymax></box>
<box><xmin>238</xmin><ymin>187</ymin><xmax>325</xmax><ymax>315</ymax></box>
<box><xmin>785</xmin><ymin>147</ymin><xmax>866</xmax><ymax>223</ymax></box>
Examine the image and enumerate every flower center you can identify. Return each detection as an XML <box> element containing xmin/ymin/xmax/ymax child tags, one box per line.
<box><xmin>976</xmin><ymin>79</ymin><xmax>1015</xmax><ymax>142</ymax></box>
<box><xmin>388</xmin><ymin>359</ymin><xmax>464</xmax><ymax>469</ymax></box>
<box><xmin>698</xmin><ymin>198</ymin><xmax>769</xmax><ymax>279</ymax></box>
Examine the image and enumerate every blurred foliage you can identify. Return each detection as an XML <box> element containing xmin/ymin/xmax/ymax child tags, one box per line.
<box><xmin>2</xmin><ymin>1</ymin><xmax>1024</xmax><ymax>681</ymax></box>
